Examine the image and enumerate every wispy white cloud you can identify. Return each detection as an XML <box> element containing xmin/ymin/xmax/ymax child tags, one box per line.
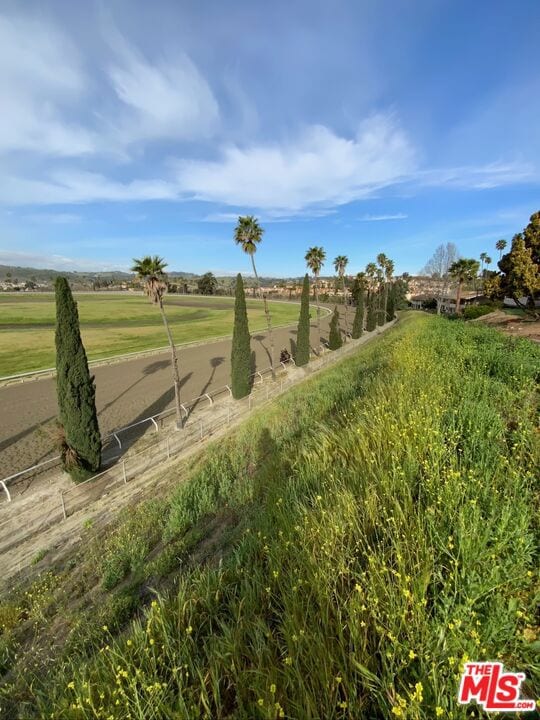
<box><xmin>106</xmin><ymin>27</ymin><xmax>220</xmax><ymax>144</ymax></box>
<box><xmin>417</xmin><ymin>162</ymin><xmax>536</xmax><ymax>190</ymax></box>
<box><xmin>0</xmin><ymin>250</ymin><xmax>125</xmax><ymax>271</ymax></box>
<box><xmin>0</xmin><ymin>14</ymin><xmax>96</xmax><ymax>157</ymax></box>
<box><xmin>174</xmin><ymin>115</ymin><xmax>416</xmax><ymax>212</ymax></box>
<box><xmin>358</xmin><ymin>213</ymin><xmax>407</xmax><ymax>221</ymax></box>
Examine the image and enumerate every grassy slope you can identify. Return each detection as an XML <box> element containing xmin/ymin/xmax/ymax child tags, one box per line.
<box><xmin>0</xmin><ymin>314</ymin><xmax>538</xmax><ymax>719</ymax></box>
<box><xmin>0</xmin><ymin>295</ymin><xmax>300</xmax><ymax>376</ymax></box>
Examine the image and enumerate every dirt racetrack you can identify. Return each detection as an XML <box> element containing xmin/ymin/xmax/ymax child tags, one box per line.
<box><xmin>0</xmin><ymin>306</ymin><xmax>336</xmax><ymax>480</ymax></box>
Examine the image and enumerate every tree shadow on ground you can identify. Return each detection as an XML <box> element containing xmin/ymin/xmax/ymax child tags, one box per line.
<box><xmin>252</xmin><ymin>333</ymin><xmax>272</xmax><ymax>369</ymax></box>
<box><xmin>107</xmin><ymin>371</ymin><xmax>193</xmax><ymax>458</ymax></box>
<box><xmin>98</xmin><ymin>359</ymin><xmax>171</xmax><ymax>419</ymax></box>
<box><xmin>185</xmin><ymin>356</ymin><xmax>225</xmax><ymax>420</ymax></box>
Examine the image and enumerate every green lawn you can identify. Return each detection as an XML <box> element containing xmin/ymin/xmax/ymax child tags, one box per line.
<box><xmin>0</xmin><ymin>293</ymin><xmax>301</xmax><ymax>376</ymax></box>
<box><xmin>1</xmin><ymin>314</ymin><xmax>538</xmax><ymax>718</ymax></box>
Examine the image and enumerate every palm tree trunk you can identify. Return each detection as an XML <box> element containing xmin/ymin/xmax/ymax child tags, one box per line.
<box><xmin>315</xmin><ymin>273</ymin><xmax>322</xmax><ymax>353</ymax></box>
<box><xmin>342</xmin><ymin>276</ymin><xmax>348</xmax><ymax>341</ymax></box>
<box><xmin>455</xmin><ymin>280</ymin><xmax>463</xmax><ymax>315</ymax></box>
<box><xmin>159</xmin><ymin>300</ymin><xmax>183</xmax><ymax>428</ymax></box>
<box><xmin>383</xmin><ymin>282</ymin><xmax>389</xmax><ymax>322</ymax></box>
<box><xmin>251</xmin><ymin>256</ymin><xmax>275</xmax><ymax>380</ymax></box>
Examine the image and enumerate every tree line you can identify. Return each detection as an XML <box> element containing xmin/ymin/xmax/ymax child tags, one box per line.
<box><xmin>420</xmin><ymin>211</ymin><xmax>539</xmax><ymax>316</ymax></box>
<box><xmin>53</xmin><ymin>215</ymin><xmax>398</xmax><ymax>481</ymax></box>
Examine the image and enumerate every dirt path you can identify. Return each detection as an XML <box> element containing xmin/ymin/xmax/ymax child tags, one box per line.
<box><xmin>1</xmin><ymin>319</ymin><xmax>395</xmax><ymax>583</ymax></box>
<box><xmin>0</xmin><ymin>309</ymin><xmax>335</xmax><ymax>479</ymax></box>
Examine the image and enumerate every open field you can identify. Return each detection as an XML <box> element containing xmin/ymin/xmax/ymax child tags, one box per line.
<box><xmin>0</xmin><ymin>293</ymin><xmax>301</xmax><ymax>377</ymax></box>
<box><xmin>0</xmin><ymin>313</ymin><xmax>538</xmax><ymax>718</ymax></box>
<box><xmin>0</xmin><ymin>307</ymin><xmax>334</xmax><ymax>479</ymax></box>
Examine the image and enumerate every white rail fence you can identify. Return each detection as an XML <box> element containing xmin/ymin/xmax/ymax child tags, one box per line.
<box><xmin>0</xmin><ymin>322</ymin><xmax>396</xmax><ymax>555</ymax></box>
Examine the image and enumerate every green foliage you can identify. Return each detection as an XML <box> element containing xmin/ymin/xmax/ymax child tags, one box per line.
<box><xmin>462</xmin><ymin>303</ymin><xmax>495</xmax><ymax>320</ymax></box>
<box><xmin>351</xmin><ymin>288</ymin><xmax>364</xmax><ymax>339</ymax></box>
<box><xmin>13</xmin><ymin>315</ymin><xmax>539</xmax><ymax>720</ymax></box>
<box><xmin>499</xmin><ymin>230</ymin><xmax>540</xmax><ymax>314</ymax></box>
<box><xmin>328</xmin><ymin>306</ymin><xmax>343</xmax><ymax>350</ymax></box>
<box><xmin>295</xmin><ymin>274</ymin><xmax>310</xmax><ymax>365</ymax></box>
<box><xmin>366</xmin><ymin>291</ymin><xmax>377</xmax><ymax>331</ymax></box>
<box><xmin>54</xmin><ymin>277</ymin><xmax>101</xmax><ymax>480</ymax></box>
<box><xmin>196</xmin><ymin>272</ymin><xmax>217</xmax><ymax>295</ymax></box>
<box><xmin>231</xmin><ymin>274</ymin><xmax>251</xmax><ymax>399</ymax></box>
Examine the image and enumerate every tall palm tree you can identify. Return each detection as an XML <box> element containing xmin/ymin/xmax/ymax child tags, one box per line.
<box><xmin>364</xmin><ymin>262</ymin><xmax>377</xmax><ymax>327</ymax></box>
<box><xmin>131</xmin><ymin>256</ymin><xmax>183</xmax><ymax>428</ymax></box>
<box><xmin>305</xmin><ymin>246</ymin><xmax>326</xmax><ymax>353</ymax></box>
<box><xmin>449</xmin><ymin>258</ymin><xmax>480</xmax><ymax>314</ymax></box>
<box><xmin>479</xmin><ymin>252</ymin><xmax>488</xmax><ymax>276</ymax></box>
<box><xmin>383</xmin><ymin>258</ymin><xmax>394</xmax><ymax>321</ymax></box>
<box><xmin>496</xmin><ymin>239</ymin><xmax>507</xmax><ymax>260</ymax></box>
<box><xmin>234</xmin><ymin>215</ymin><xmax>275</xmax><ymax>379</ymax></box>
<box><xmin>376</xmin><ymin>253</ymin><xmax>389</xmax><ymax>324</ymax></box>
<box><xmin>333</xmin><ymin>255</ymin><xmax>349</xmax><ymax>340</ymax></box>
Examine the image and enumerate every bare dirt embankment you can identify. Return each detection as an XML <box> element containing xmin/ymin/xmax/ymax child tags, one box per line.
<box><xmin>475</xmin><ymin>309</ymin><xmax>540</xmax><ymax>342</ymax></box>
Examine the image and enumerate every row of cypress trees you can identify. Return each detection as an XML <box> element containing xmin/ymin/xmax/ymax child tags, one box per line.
<box><xmin>54</xmin><ymin>269</ymin><xmax>396</xmax><ymax>480</ymax></box>
<box><xmin>230</xmin><ymin>270</ymin><xmax>397</xmax><ymax>397</ymax></box>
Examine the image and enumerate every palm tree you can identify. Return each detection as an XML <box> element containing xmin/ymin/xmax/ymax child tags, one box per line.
<box><xmin>376</xmin><ymin>253</ymin><xmax>389</xmax><ymax>324</ymax></box>
<box><xmin>305</xmin><ymin>246</ymin><xmax>326</xmax><ymax>353</ymax></box>
<box><xmin>333</xmin><ymin>255</ymin><xmax>349</xmax><ymax>340</ymax></box>
<box><xmin>496</xmin><ymin>239</ymin><xmax>507</xmax><ymax>260</ymax></box>
<box><xmin>131</xmin><ymin>256</ymin><xmax>183</xmax><ymax>428</ymax></box>
<box><xmin>234</xmin><ymin>216</ymin><xmax>275</xmax><ymax>379</ymax></box>
<box><xmin>479</xmin><ymin>252</ymin><xmax>487</xmax><ymax>272</ymax></box>
<box><xmin>384</xmin><ymin>258</ymin><xmax>394</xmax><ymax>321</ymax></box>
<box><xmin>449</xmin><ymin>258</ymin><xmax>480</xmax><ymax>314</ymax></box>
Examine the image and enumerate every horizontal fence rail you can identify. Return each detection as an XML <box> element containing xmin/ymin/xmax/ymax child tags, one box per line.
<box><xmin>0</xmin><ymin>321</ymin><xmax>396</xmax><ymax>563</ymax></box>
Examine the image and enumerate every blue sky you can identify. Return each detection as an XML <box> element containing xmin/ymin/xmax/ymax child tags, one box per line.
<box><xmin>0</xmin><ymin>0</ymin><xmax>539</xmax><ymax>277</ymax></box>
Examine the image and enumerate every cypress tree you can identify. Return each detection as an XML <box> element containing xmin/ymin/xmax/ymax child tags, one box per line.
<box><xmin>328</xmin><ymin>306</ymin><xmax>343</xmax><ymax>350</ymax></box>
<box><xmin>377</xmin><ymin>286</ymin><xmax>385</xmax><ymax>327</ymax></box>
<box><xmin>295</xmin><ymin>273</ymin><xmax>310</xmax><ymax>366</ymax></box>
<box><xmin>366</xmin><ymin>291</ymin><xmax>377</xmax><ymax>331</ymax></box>
<box><xmin>386</xmin><ymin>282</ymin><xmax>396</xmax><ymax>321</ymax></box>
<box><xmin>351</xmin><ymin>289</ymin><xmax>364</xmax><ymax>339</ymax></box>
<box><xmin>55</xmin><ymin>277</ymin><xmax>101</xmax><ymax>480</ymax></box>
<box><xmin>231</xmin><ymin>273</ymin><xmax>251</xmax><ymax>399</ymax></box>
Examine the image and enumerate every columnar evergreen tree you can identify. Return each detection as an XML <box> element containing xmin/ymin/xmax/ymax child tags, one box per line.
<box><xmin>351</xmin><ymin>273</ymin><xmax>366</xmax><ymax>339</ymax></box>
<box><xmin>295</xmin><ymin>273</ymin><xmax>311</xmax><ymax>366</ymax></box>
<box><xmin>328</xmin><ymin>306</ymin><xmax>343</xmax><ymax>350</ymax></box>
<box><xmin>231</xmin><ymin>274</ymin><xmax>251</xmax><ymax>399</ymax></box>
<box><xmin>366</xmin><ymin>290</ymin><xmax>377</xmax><ymax>331</ymax></box>
<box><xmin>333</xmin><ymin>255</ymin><xmax>349</xmax><ymax>340</ymax></box>
<box><xmin>386</xmin><ymin>282</ymin><xmax>396</xmax><ymax>321</ymax></box>
<box><xmin>55</xmin><ymin>277</ymin><xmax>101</xmax><ymax>480</ymax></box>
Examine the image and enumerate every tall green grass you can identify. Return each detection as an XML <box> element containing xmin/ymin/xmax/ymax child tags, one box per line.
<box><xmin>1</xmin><ymin>314</ymin><xmax>538</xmax><ymax>719</ymax></box>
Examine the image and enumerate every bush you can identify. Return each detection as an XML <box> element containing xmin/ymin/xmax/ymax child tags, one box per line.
<box><xmin>462</xmin><ymin>303</ymin><xmax>495</xmax><ymax>319</ymax></box>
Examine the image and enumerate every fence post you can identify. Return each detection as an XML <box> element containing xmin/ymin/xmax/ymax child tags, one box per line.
<box><xmin>199</xmin><ymin>420</ymin><xmax>203</xmax><ymax>440</ymax></box>
<box><xmin>122</xmin><ymin>461</ymin><xmax>127</xmax><ymax>484</ymax></box>
<box><xmin>0</xmin><ymin>480</ymin><xmax>11</xmax><ymax>503</ymax></box>
<box><xmin>166</xmin><ymin>436</ymin><xmax>170</xmax><ymax>459</ymax></box>
<box><xmin>60</xmin><ymin>491</ymin><xmax>66</xmax><ymax>521</ymax></box>
<box><xmin>227</xmin><ymin>406</ymin><xmax>231</xmax><ymax>424</ymax></box>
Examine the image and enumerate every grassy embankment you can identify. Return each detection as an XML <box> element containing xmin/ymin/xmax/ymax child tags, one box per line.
<box><xmin>0</xmin><ymin>294</ymin><xmax>301</xmax><ymax>376</ymax></box>
<box><xmin>0</xmin><ymin>313</ymin><xmax>538</xmax><ymax>718</ymax></box>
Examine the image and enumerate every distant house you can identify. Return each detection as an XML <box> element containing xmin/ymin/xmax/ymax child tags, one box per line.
<box><xmin>411</xmin><ymin>292</ymin><xmax>487</xmax><ymax>313</ymax></box>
